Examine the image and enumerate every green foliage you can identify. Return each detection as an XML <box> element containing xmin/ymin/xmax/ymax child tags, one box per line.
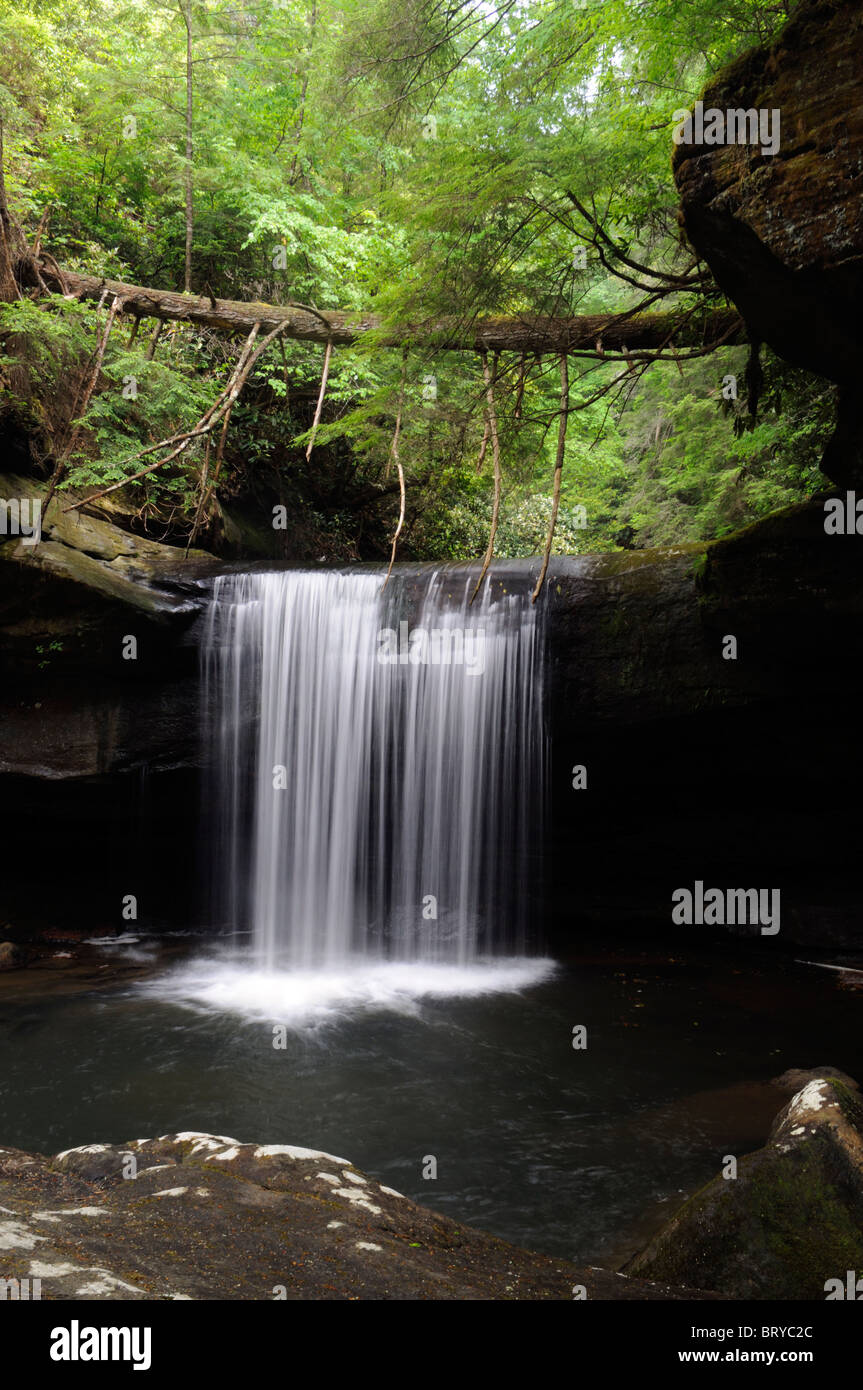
<box><xmin>0</xmin><ymin>0</ymin><xmax>830</xmax><ymax>556</ymax></box>
<box><xmin>0</xmin><ymin>295</ymin><xmax>92</xmax><ymax>445</ymax></box>
<box><xmin>0</xmin><ymin>295</ymin><xmax>89</xmax><ymax>375</ymax></box>
<box><xmin>64</xmin><ymin>339</ymin><xmax>217</xmax><ymax>506</ymax></box>
<box><xmin>612</xmin><ymin>349</ymin><xmax>831</xmax><ymax>547</ymax></box>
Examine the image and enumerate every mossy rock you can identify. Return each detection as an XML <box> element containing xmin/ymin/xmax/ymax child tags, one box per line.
<box><xmin>624</xmin><ymin>1074</ymin><xmax>863</xmax><ymax>1299</ymax></box>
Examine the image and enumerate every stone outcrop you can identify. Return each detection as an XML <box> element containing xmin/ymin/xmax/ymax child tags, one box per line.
<box><xmin>0</xmin><ymin>940</ymin><xmax>23</xmax><ymax>970</ymax></box>
<box><xmin>545</xmin><ymin>495</ymin><xmax>863</xmax><ymax>949</ymax></box>
<box><xmin>2</xmin><ymin>488</ymin><xmax>863</xmax><ymax>945</ymax></box>
<box><xmin>673</xmin><ymin>0</ymin><xmax>863</xmax><ymax>482</ymax></box>
<box><xmin>0</xmin><ymin>1132</ymin><xmax>719</xmax><ymax>1300</ymax></box>
<box><xmin>5</xmin><ymin>482</ymin><xmax>861</xmax><ymax>775</ymax></box>
<box><xmin>548</xmin><ymin>495</ymin><xmax>863</xmax><ymax>727</ymax></box>
<box><xmin>0</xmin><ymin>471</ymin><xmax>215</xmax><ymax>779</ymax></box>
<box><xmin>624</xmin><ymin>1072</ymin><xmax>863</xmax><ymax>1298</ymax></box>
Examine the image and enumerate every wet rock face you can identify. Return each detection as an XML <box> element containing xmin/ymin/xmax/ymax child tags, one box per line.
<box><xmin>0</xmin><ymin>471</ymin><xmax>213</xmax><ymax>780</ymax></box>
<box><xmin>625</xmin><ymin>1072</ymin><xmax>863</xmax><ymax>1298</ymax></box>
<box><xmin>672</xmin><ymin>0</ymin><xmax>863</xmax><ymax>481</ymax></box>
<box><xmin>772</xmin><ymin>1066</ymin><xmax>860</xmax><ymax>1096</ymax></box>
<box><xmin>674</xmin><ymin>0</ymin><xmax>863</xmax><ymax>384</ymax></box>
<box><xmin>0</xmin><ymin>1133</ymin><xmax>720</xmax><ymax>1300</ymax></box>
<box><xmin>2</xmin><ymin>495</ymin><xmax>863</xmax><ymax>943</ymax></box>
<box><xmin>0</xmin><ymin>940</ymin><xmax>23</xmax><ymax>970</ymax></box>
<box><xmin>545</xmin><ymin>502</ymin><xmax>863</xmax><ymax>950</ymax></box>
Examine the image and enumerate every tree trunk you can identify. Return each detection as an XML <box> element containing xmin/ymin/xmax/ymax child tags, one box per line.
<box><xmin>289</xmin><ymin>1</ymin><xmax>317</xmax><ymax>186</ymax></box>
<box><xmin>0</xmin><ymin>118</ymin><xmax>25</xmax><ymax>302</ymax></box>
<box><xmin>181</xmin><ymin>0</ymin><xmax>194</xmax><ymax>294</ymax></box>
<box><xmin>34</xmin><ymin>260</ymin><xmax>745</xmax><ymax>356</ymax></box>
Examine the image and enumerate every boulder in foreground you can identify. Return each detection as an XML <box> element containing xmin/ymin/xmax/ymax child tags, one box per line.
<box><xmin>0</xmin><ymin>1132</ymin><xmax>719</xmax><ymax>1301</ymax></box>
<box><xmin>625</xmin><ymin>1073</ymin><xmax>863</xmax><ymax>1298</ymax></box>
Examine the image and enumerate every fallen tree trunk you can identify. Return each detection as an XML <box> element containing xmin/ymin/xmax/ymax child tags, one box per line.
<box><xmin>37</xmin><ymin>261</ymin><xmax>744</xmax><ymax>355</ymax></box>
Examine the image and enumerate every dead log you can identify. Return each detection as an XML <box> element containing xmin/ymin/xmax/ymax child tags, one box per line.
<box><xmin>37</xmin><ymin>260</ymin><xmax>744</xmax><ymax>357</ymax></box>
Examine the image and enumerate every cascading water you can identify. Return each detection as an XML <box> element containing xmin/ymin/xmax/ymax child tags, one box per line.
<box><xmin>202</xmin><ymin>566</ymin><xmax>547</xmax><ymax>973</ymax></box>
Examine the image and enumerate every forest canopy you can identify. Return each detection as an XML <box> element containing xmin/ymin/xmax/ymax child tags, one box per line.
<box><xmin>0</xmin><ymin>0</ymin><xmax>830</xmax><ymax>562</ymax></box>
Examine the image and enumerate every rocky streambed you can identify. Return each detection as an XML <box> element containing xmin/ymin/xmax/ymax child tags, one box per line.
<box><xmin>0</xmin><ymin>1132</ymin><xmax>714</xmax><ymax>1301</ymax></box>
<box><xmin>0</xmin><ymin>1069</ymin><xmax>860</xmax><ymax>1301</ymax></box>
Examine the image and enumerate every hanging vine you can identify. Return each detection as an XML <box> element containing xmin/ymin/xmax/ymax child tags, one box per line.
<box><xmin>532</xmin><ymin>352</ymin><xmax>569</xmax><ymax>603</ymax></box>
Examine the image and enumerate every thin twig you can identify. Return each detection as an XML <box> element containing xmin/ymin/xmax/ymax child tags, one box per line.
<box><xmin>145</xmin><ymin>322</ymin><xmax>162</xmax><ymax>361</ymax></box>
<box><xmin>476</xmin><ymin>417</ymin><xmax>490</xmax><ymax>473</ymax></box>
<box><xmin>43</xmin><ymin>293</ymin><xmax>124</xmax><ymax>519</ymax></box>
<box><xmin>185</xmin><ymin>433</ymin><xmax>211</xmax><ymax>555</ymax></box>
<box><xmin>64</xmin><ymin>319</ymin><xmax>289</xmax><ymax>511</ymax></box>
<box><xmin>305</xmin><ymin>338</ymin><xmax>332</xmax><ymax>460</ymax></box>
<box><xmin>381</xmin><ymin>355</ymin><xmax>408</xmax><ymax>592</ymax></box>
<box><xmin>470</xmin><ymin>352</ymin><xmax>502</xmax><ymax>604</ymax></box>
<box><xmin>532</xmin><ymin>353</ymin><xmax>569</xmax><ymax>603</ymax></box>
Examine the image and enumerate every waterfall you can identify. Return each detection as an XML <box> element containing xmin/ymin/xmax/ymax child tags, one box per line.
<box><xmin>202</xmin><ymin>566</ymin><xmax>546</xmax><ymax>970</ymax></box>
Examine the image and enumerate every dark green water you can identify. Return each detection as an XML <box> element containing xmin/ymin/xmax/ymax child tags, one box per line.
<box><xmin>1</xmin><ymin>939</ymin><xmax>859</xmax><ymax>1265</ymax></box>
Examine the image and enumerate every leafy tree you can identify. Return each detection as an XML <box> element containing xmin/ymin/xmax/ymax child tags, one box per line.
<box><xmin>0</xmin><ymin>0</ymin><xmax>826</xmax><ymax>559</ymax></box>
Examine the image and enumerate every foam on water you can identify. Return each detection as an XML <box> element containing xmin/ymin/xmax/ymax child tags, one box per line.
<box><xmin>142</xmin><ymin>952</ymin><xmax>557</xmax><ymax>1029</ymax></box>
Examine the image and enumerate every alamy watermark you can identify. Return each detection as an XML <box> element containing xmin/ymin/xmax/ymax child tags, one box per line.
<box><xmin>672</xmin><ymin>881</ymin><xmax>780</xmax><ymax>934</ymax></box>
<box><xmin>672</xmin><ymin>101</ymin><xmax>780</xmax><ymax>157</ymax></box>
<box><xmin>824</xmin><ymin>492</ymin><xmax>863</xmax><ymax>534</ymax></box>
<box><xmin>825</xmin><ymin>1270</ymin><xmax>863</xmax><ymax>1299</ymax></box>
<box><xmin>0</xmin><ymin>497</ymin><xmax>42</xmax><ymax>546</ymax></box>
<box><xmin>1</xmin><ymin>1276</ymin><xmax>41</xmax><ymax>1300</ymax></box>
<box><xmin>50</xmin><ymin>1322</ymin><xmax>151</xmax><ymax>1370</ymax></box>
<box><xmin>377</xmin><ymin>622</ymin><xmax>485</xmax><ymax>675</ymax></box>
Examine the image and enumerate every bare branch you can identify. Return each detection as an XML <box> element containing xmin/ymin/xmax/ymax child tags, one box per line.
<box><xmin>381</xmin><ymin>355</ymin><xmax>409</xmax><ymax>592</ymax></box>
<box><xmin>532</xmin><ymin>353</ymin><xmax>569</xmax><ymax>603</ymax></box>
<box><xmin>306</xmin><ymin>339</ymin><xmax>333</xmax><ymax>460</ymax></box>
<box><xmin>471</xmin><ymin>351</ymin><xmax>502</xmax><ymax>604</ymax></box>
